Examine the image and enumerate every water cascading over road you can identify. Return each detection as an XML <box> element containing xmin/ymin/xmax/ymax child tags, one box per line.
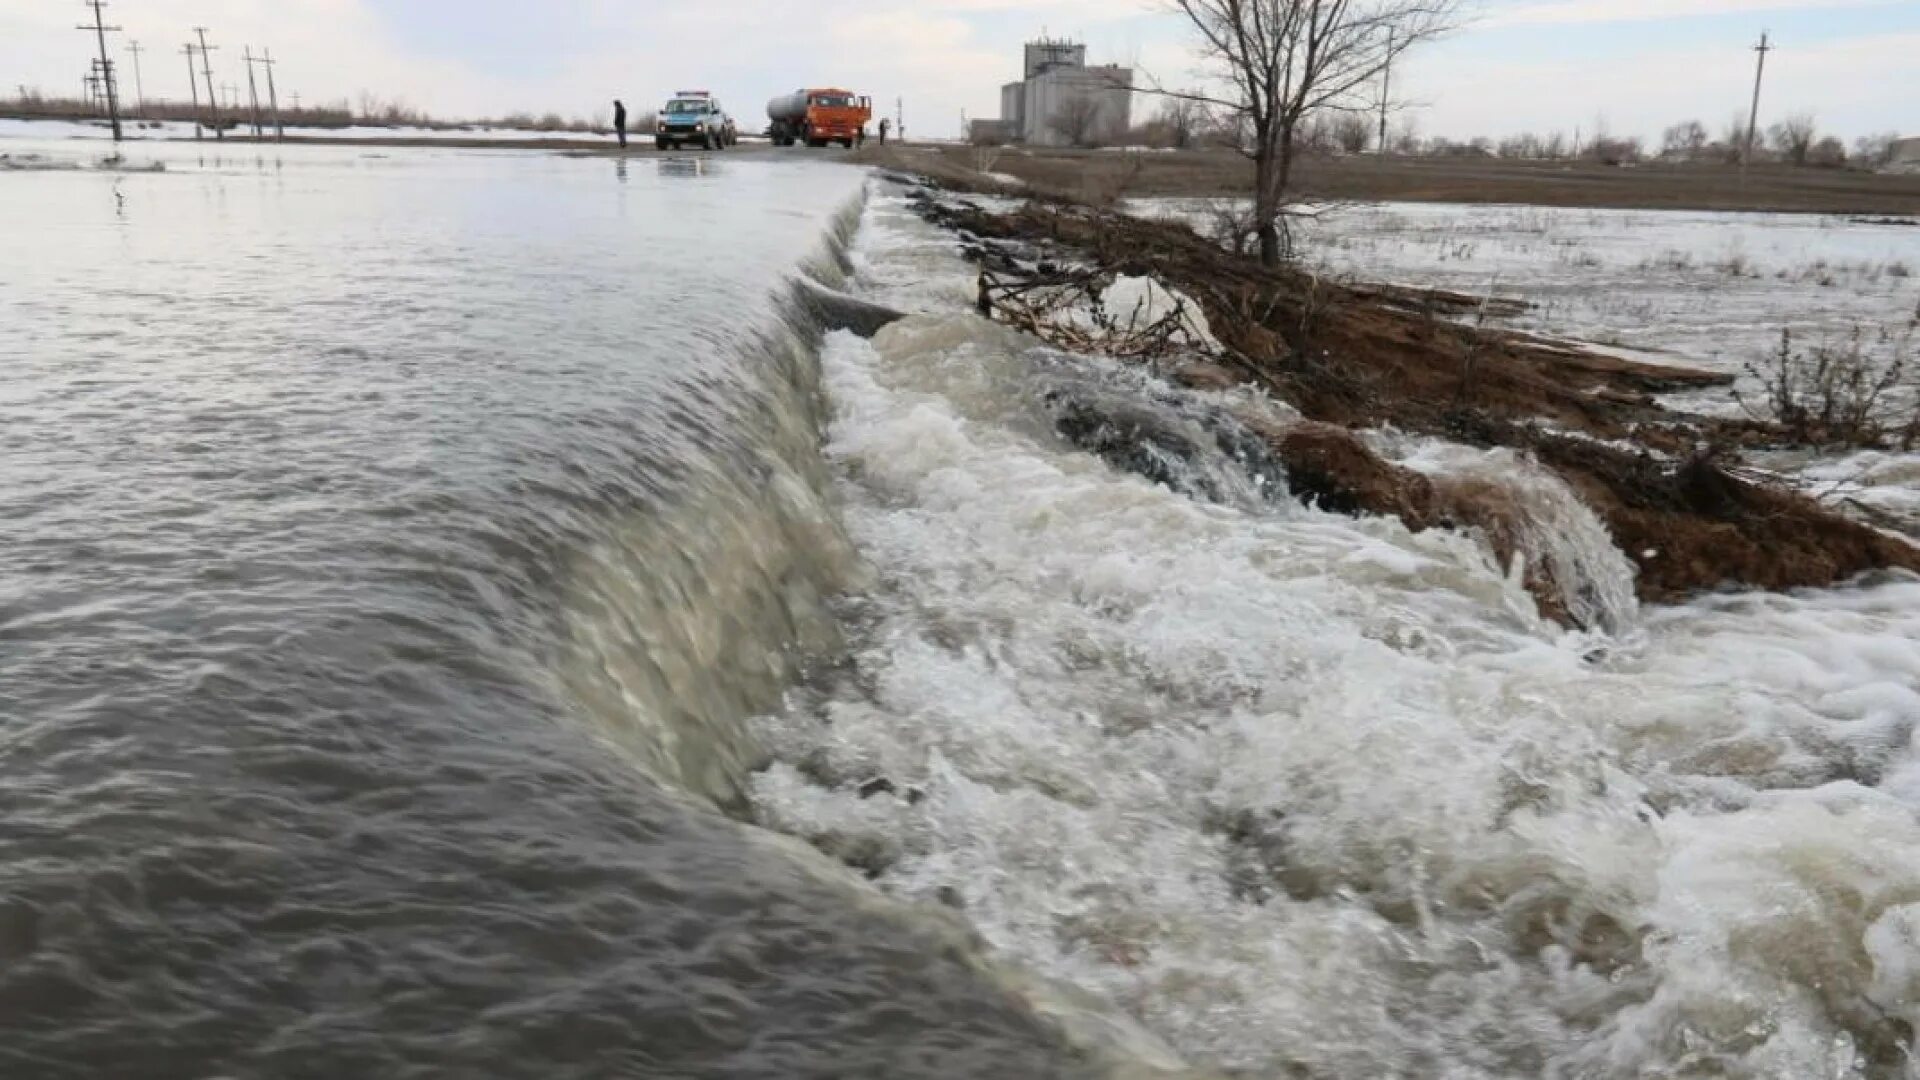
<box><xmin>3</xmin><ymin>139</ymin><xmax>1919</xmax><ymax>1080</ymax></box>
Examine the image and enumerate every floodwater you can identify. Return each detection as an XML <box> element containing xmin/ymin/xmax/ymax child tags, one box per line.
<box><xmin>755</xmin><ymin>192</ymin><xmax>1920</xmax><ymax>1079</ymax></box>
<box><xmin>0</xmin><ymin>141</ymin><xmax>1112</xmax><ymax>1079</ymax></box>
<box><xmin>6</xmin><ymin>137</ymin><xmax>1920</xmax><ymax>1080</ymax></box>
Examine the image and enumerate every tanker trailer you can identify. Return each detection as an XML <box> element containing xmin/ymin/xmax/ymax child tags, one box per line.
<box><xmin>767</xmin><ymin>89</ymin><xmax>872</xmax><ymax>149</ymax></box>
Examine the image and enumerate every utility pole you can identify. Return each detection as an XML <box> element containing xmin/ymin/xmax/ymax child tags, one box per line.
<box><xmin>242</xmin><ymin>47</ymin><xmax>263</xmax><ymax>137</ymax></box>
<box><xmin>182</xmin><ymin>43</ymin><xmax>203</xmax><ymax>139</ymax></box>
<box><xmin>896</xmin><ymin>97</ymin><xmax>904</xmax><ymax>143</ymax></box>
<box><xmin>290</xmin><ymin>92</ymin><xmax>301</xmax><ymax>112</ymax></box>
<box><xmin>1377</xmin><ymin>30</ymin><xmax>1394</xmax><ymax>153</ymax></box>
<box><xmin>258</xmin><ymin>49</ymin><xmax>283</xmax><ymax>140</ymax></box>
<box><xmin>1742</xmin><ymin>31</ymin><xmax>1773</xmax><ymax>176</ymax></box>
<box><xmin>78</xmin><ymin>0</ymin><xmax>124</xmax><ymax>141</ymax></box>
<box><xmin>125</xmin><ymin>39</ymin><xmax>145</xmax><ymax>117</ymax></box>
<box><xmin>194</xmin><ymin>27</ymin><xmax>221</xmax><ymax>139</ymax></box>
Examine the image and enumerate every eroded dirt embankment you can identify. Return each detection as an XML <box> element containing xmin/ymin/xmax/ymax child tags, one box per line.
<box><xmin>906</xmin><ymin>188</ymin><xmax>1920</xmax><ymax>616</ymax></box>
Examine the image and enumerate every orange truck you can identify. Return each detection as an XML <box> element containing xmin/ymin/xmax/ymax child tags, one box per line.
<box><xmin>766</xmin><ymin>89</ymin><xmax>872</xmax><ymax>149</ymax></box>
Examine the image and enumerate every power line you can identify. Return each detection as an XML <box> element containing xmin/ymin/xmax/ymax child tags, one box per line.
<box><xmin>243</xmin><ymin>46</ymin><xmax>263</xmax><ymax>137</ymax></box>
<box><xmin>257</xmin><ymin>49</ymin><xmax>283</xmax><ymax>140</ymax></box>
<box><xmin>1742</xmin><ymin>30</ymin><xmax>1773</xmax><ymax>176</ymax></box>
<box><xmin>88</xmin><ymin>60</ymin><xmax>109</xmax><ymax>112</ymax></box>
<box><xmin>1378</xmin><ymin>30</ymin><xmax>1394</xmax><ymax>153</ymax></box>
<box><xmin>182</xmin><ymin>43</ymin><xmax>203</xmax><ymax>139</ymax></box>
<box><xmin>125</xmin><ymin>39</ymin><xmax>145</xmax><ymax>117</ymax></box>
<box><xmin>193</xmin><ymin>27</ymin><xmax>221</xmax><ymax>139</ymax></box>
<box><xmin>77</xmin><ymin>0</ymin><xmax>123</xmax><ymax>141</ymax></box>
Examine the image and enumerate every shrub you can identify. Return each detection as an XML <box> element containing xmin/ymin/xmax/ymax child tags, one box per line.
<box><xmin>1807</xmin><ymin>136</ymin><xmax>1848</xmax><ymax>169</ymax></box>
<box><xmin>1661</xmin><ymin>120</ymin><xmax>1708</xmax><ymax>159</ymax></box>
<box><xmin>1768</xmin><ymin>114</ymin><xmax>1818</xmax><ymax>165</ymax></box>
<box><xmin>1737</xmin><ymin>326</ymin><xmax>1912</xmax><ymax>447</ymax></box>
<box><xmin>1584</xmin><ymin>136</ymin><xmax>1643</xmax><ymax>166</ymax></box>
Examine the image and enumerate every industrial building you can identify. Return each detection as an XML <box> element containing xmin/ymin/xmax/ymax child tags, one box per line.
<box><xmin>976</xmin><ymin>38</ymin><xmax>1133</xmax><ymax>147</ymax></box>
<box><xmin>1888</xmin><ymin>137</ymin><xmax>1920</xmax><ymax>173</ymax></box>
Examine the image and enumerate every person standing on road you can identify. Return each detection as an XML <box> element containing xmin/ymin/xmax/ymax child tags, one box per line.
<box><xmin>613</xmin><ymin>99</ymin><xmax>628</xmax><ymax>149</ymax></box>
<box><xmin>878</xmin><ymin>117</ymin><xmax>890</xmax><ymax>146</ymax></box>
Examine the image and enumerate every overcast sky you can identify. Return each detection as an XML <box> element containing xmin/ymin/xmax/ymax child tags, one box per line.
<box><xmin>4</xmin><ymin>0</ymin><xmax>1914</xmax><ymax>142</ymax></box>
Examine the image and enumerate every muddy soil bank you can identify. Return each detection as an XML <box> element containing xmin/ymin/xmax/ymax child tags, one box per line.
<box><xmin>902</xmin><ymin>185</ymin><xmax>1920</xmax><ymax>619</ymax></box>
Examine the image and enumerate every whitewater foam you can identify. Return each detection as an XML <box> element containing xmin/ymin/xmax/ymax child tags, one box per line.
<box><xmin>750</xmin><ymin>183</ymin><xmax>1920</xmax><ymax>1079</ymax></box>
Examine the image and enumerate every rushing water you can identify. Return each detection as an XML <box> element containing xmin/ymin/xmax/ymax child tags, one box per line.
<box><xmin>752</xmin><ymin>190</ymin><xmax>1920</xmax><ymax>1079</ymax></box>
<box><xmin>0</xmin><ymin>143</ymin><xmax>1124</xmax><ymax>1079</ymax></box>
<box><xmin>7</xmin><ymin>138</ymin><xmax>1920</xmax><ymax>1080</ymax></box>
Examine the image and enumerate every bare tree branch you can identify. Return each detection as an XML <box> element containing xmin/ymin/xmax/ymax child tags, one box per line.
<box><xmin>1167</xmin><ymin>0</ymin><xmax>1462</xmax><ymax>266</ymax></box>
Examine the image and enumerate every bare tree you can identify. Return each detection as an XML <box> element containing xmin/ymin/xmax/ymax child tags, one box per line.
<box><xmin>1662</xmin><ymin>119</ymin><xmax>1708</xmax><ymax>159</ymax></box>
<box><xmin>1768</xmin><ymin>113</ymin><xmax>1817</xmax><ymax>166</ymax></box>
<box><xmin>1853</xmin><ymin>132</ymin><xmax>1899</xmax><ymax>168</ymax></box>
<box><xmin>1389</xmin><ymin>114</ymin><xmax>1420</xmax><ymax>155</ymax></box>
<box><xmin>1585</xmin><ymin>135</ymin><xmax>1642</xmax><ymax>166</ymax></box>
<box><xmin>1332</xmin><ymin>110</ymin><xmax>1373</xmax><ymax>153</ymax></box>
<box><xmin>1718</xmin><ymin>111</ymin><xmax>1751</xmax><ymax>163</ymax></box>
<box><xmin>1296</xmin><ymin>113</ymin><xmax>1337</xmax><ymax>152</ymax></box>
<box><xmin>1157</xmin><ymin>94</ymin><xmax>1208</xmax><ymax>149</ymax></box>
<box><xmin>1049</xmin><ymin>94</ymin><xmax>1108</xmax><ymax>148</ymax></box>
<box><xmin>1167</xmin><ymin>0</ymin><xmax>1460</xmax><ymax>266</ymax></box>
<box><xmin>1807</xmin><ymin>135</ymin><xmax>1847</xmax><ymax>169</ymax></box>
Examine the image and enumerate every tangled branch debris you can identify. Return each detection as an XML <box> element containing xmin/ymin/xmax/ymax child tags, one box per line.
<box><xmin>977</xmin><ymin>268</ymin><xmax>1210</xmax><ymax>365</ymax></box>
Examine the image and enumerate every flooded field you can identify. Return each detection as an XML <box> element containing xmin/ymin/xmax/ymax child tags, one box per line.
<box><xmin>1294</xmin><ymin>201</ymin><xmax>1920</xmax><ymax>534</ymax></box>
<box><xmin>1296</xmin><ymin>201</ymin><xmax>1920</xmax><ymax>382</ymax></box>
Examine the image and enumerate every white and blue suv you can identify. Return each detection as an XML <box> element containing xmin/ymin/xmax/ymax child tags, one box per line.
<box><xmin>656</xmin><ymin>92</ymin><xmax>736</xmax><ymax>151</ymax></box>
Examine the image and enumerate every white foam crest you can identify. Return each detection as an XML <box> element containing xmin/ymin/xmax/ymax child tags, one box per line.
<box><xmin>1081</xmin><ymin>276</ymin><xmax>1223</xmax><ymax>354</ymax></box>
<box><xmin>751</xmin><ymin>190</ymin><xmax>1920</xmax><ymax>1078</ymax></box>
<box><xmin>1377</xmin><ymin>435</ymin><xmax>1644</xmax><ymax>635</ymax></box>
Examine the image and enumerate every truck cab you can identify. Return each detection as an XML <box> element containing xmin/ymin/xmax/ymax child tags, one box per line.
<box><xmin>656</xmin><ymin>92</ymin><xmax>735</xmax><ymax>151</ymax></box>
<box><xmin>767</xmin><ymin>89</ymin><xmax>873</xmax><ymax>149</ymax></box>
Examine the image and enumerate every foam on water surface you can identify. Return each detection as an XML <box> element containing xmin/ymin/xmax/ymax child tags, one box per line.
<box><xmin>752</xmin><ymin>186</ymin><xmax>1920</xmax><ymax>1079</ymax></box>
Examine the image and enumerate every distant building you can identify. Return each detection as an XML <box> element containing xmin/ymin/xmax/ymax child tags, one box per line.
<box><xmin>1888</xmin><ymin>137</ymin><xmax>1920</xmax><ymax>173</ymax></box>
<box><xmin>968</xmin><ymin>118</ymin><xmax>1015</xmax><ymax>145</ymax></box>
<box><xmin>1024</xmin><ymin>39</ymin><xmax>1087</xmax><ymax>79</ymax></box>
<box><xmin>990</xmin><ymin>38</ymin><xmax>1133</xmax><ymax>147</ymax></box>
